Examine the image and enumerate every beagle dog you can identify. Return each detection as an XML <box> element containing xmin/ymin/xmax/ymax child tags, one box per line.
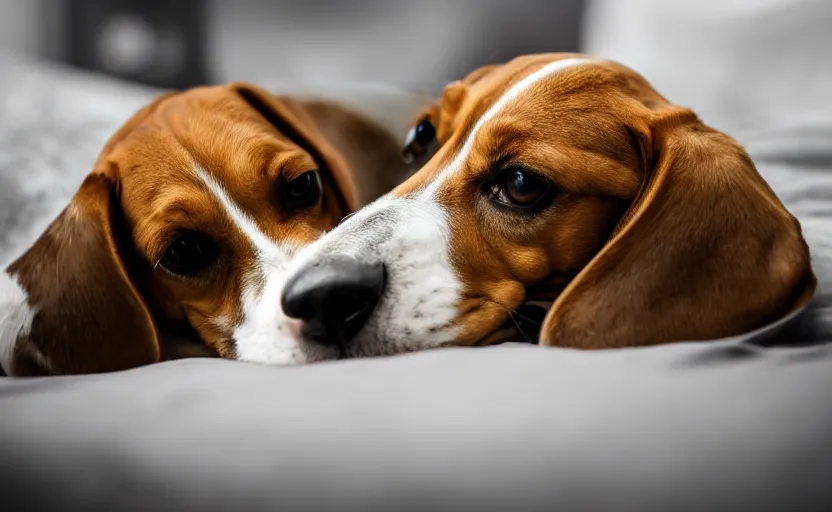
<box><xmin>0</xmin><ymin>82</ymin><xmax>417</xmax><ymax>376</ymax></box>
<box><xmin>277</xmin><ymin>53</ymin><xmax>817</xmax><ymax>361</ymax></box>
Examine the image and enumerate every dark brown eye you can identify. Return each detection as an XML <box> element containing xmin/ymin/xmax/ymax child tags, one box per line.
<box><xmin>490</xmin><ymin>168</ymin><xmax>554</xmax><ymax>210</ymax></box>
<box><xmin>282</xmin><ymin>170</ymin><xmax>321</xmax><ymax>211</ymax></box>
<box><xmin>402</xmin><ymin>119</ymin><xmax>436</xmax><ymax>164</ymax></box>
<box><xmin>412</xmin><ymin>119</ymin><xmax>436</xmax><ymax>146</ymax></box>
<box><xmin>159</xmin><ymin>231</ymin><xmax>219</xmax><ymax>276</ymax></box>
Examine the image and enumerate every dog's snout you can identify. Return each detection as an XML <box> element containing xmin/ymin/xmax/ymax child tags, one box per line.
<box><xmin>281</xmin><ymin>257</ymin><xmax>385</xmax><ymax>346</ymax></box>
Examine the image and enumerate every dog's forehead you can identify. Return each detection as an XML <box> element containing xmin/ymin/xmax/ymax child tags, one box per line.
<box><xmin>161</xmin><ymin>89</ymin><xmax>309</xmax><ymax>169</ymax></box>
<box><xmin>393</xmin><ymin>56</ymin><xmax>600</xmax><ymax>199</ymax></box>
<box><xmin>461</xmin><ymin>54</ymin><xmax>593</xmax><ymax>115</ymax></box>
<box><xmin>113</xmin><ymin>89</ymin><xmax>311</xmax><ymax>210</ymax></box>
<box><xmin>109</xmin><ymin>89</ymin><xmax>324</xmax><ymax>265</ymax></box>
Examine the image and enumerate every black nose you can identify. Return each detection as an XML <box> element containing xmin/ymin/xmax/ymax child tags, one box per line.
<box><xmin>281</xmin><ymin>257</ymin><xmax>385</xmax><ymax>346</ymax></box>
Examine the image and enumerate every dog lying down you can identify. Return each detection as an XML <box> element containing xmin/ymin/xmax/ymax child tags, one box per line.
<box><xmin>0</xmin><ymin>53</ymin><xmax>816</xmax><ymax>375</ymax></box>
<box><xmin>278</xmin><ymin>53</ymin><xmax>816</xmax><ymax>362</ymax></box>
<box><xmin>0</xmin><ymin>82</ymin><xmax>417</xmax><ymax>376</ymax></box>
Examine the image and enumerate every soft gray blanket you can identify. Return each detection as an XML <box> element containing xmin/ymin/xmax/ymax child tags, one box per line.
<box><xmin>1</xmin><ymin>53</ymin><xmax>831</xmax><ymax>511</ymax></box>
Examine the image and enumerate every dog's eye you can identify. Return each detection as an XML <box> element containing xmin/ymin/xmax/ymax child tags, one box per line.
<box><xmin>490</xmin><ymin>168</ymin><xmax>553</xmax><ymax>209</ymax></box>
<box><xmin>283</xmin><ymin>170</ymin><xmax>322</xmax><ymax>211</ymax></box>
<box><xmin>402</xmin><ymin>119</ymin><xmax>436</xmax><ymax>164</ymax></box>
<box><xmin>159</xmin><ymin>231</ymin><xmax>219</xmax><ymax>275</ymax></box>
<box><xmin>411</xmin><ymin>119</ymin><xmax>436</xmax><ymax>146</ymax></box>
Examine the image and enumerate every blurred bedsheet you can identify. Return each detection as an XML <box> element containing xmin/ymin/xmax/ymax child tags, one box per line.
<box><xmin>0</xmin><ymin>51</ymin><xmax>831</xmax><ymax>511</ymax></box>
<box><xmin>0</xmin><ymin>53</ymin><xmax>158</xmax><ymax>267</ymax></box>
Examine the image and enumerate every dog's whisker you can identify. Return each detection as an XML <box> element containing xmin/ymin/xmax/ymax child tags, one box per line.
<box><xmin>507</xmin><ymin>311</ymin><xmax>535</xmax><ymax>344</ymax></box>
<box><xmin>509</xmin><ymin>308</ymin><xmax>544</xmax><ymax>327</ymax></box>
<box><xmin>484</xmin><ymin>298</ymin><xmax>542</xmax><ymax>344</ymax></box>
<box><xmin>488</xmin><ymin>298</ymin><xmax>544</xmax><ymax>327</ymax></box>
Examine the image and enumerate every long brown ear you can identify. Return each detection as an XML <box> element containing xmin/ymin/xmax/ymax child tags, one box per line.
<box><xmin>230</xmin><ymin>82</ymin><xmax>362</xmax><ymax>212</ymax></box>
<box><xmin>6</xmin><ymin>173</ymin><xmax>160</xmax><ymax>376</ymax></box>
<box><xmin>541</xmin><ymin>107</ymin><xmax>816</xmax><ymax>349</ymax></box>
<box><xmin>1</xmin><ymin>94</ymin><xmax>177</xmax><ymax>376</ymax></box>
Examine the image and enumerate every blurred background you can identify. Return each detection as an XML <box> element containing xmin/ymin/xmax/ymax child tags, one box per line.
<box><xmin>1</xmin><ymin>0</ymin><xmax>829</xmax><ymax>139</ymax></box>
<box><xmin>0</xmin><ymin>0</ymin><xmax>585</xmax><ymax>90</ymax></box>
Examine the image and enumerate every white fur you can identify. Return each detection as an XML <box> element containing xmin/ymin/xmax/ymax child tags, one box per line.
<box><xmin>232</xmin><ymin>262</ymin><xmax>307</xmax><ymax>365</ymax></box>
<box><xmin>193</xmin><ymin>166</ymin><xmax>284</xmax><ymax>261</ymax></box>
<box><xmin>0</xmin><ymin>271</ymin><xmax>36</xmax><ymax>375</ymax></box>
<box><xmin>283</xmin><ymin>57</ymin><xmax>590</xmax><ymax>357</ymax></box>
<box><xmin>367</xmin><ymin>199</ymin><xmax>462</xmax><ymax>354</ymax></box>
<box><xmin>193</xmin><ymin>165</ymin><xmax>304</xmax><ymax>364</ymax></box>
<box><xmin>285</xmin><ymin>195</ymin><xmax>462</xmax><ymax>359</ymax></box>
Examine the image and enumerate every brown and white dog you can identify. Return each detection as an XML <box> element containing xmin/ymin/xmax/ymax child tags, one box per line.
<box><xmin>0</xmin><ymin>82</ymin><xmax>418</xmax><ymax>376</ymax></box>
<box><xmin>278</xmin><ymin>53</ymin><xmax>817</xmax><ymax>361</ymax></box>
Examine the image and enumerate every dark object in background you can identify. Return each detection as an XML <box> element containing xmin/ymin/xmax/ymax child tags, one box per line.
<box><xmin>51</xmin><ymin>0</ymin><xmax>583</xmax><ymax>92</ymax></box>
<box><xmin>64</xmin><ymin>0</ymin><xmax>208</xmax><ymax>88</ymax></box>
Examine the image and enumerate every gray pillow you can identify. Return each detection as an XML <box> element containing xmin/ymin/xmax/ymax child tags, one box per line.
<box><xmin>2</xmin><ymin>321</ymin><xmax>831</xmax><ymax>511</ymax></box>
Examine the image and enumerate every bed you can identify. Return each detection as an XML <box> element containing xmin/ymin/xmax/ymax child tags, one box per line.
<box><xmin>2</xmin><ymin>3</ymin><xmax>832</xmax><ymax>509</ymax></box>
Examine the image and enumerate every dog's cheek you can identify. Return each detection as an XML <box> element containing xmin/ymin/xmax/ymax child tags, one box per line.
<box><xmin>452</xmin><ymin>299</ymin><xmax>513</xmax><ymax>346</ymax></box>
<box><xmin>185</xmin><ymin>313</ymin><xmax>238</xmax><ymax>359</ymax></box>
<box><xmin>504</xmin><ymin>246</ymin><xmax>553</xmax><ymax>284</ymax></box>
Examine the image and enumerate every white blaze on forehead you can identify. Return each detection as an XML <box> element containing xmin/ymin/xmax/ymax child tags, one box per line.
<box><xmin>193</xmin><ymin>165</ymin><xmax>287</xmax><ymax>263</ymax></box>
<box><xmin>193</xmin><ymin>165</ymin><xmax>304</xmax><ymax>364</ymax></box>
<box><xmin>422</xmin><ymin>57</ymin><xmax>591</xmax><ymax>198</ymax></box>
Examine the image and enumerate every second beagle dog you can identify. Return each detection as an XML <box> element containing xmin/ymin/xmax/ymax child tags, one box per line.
<box><xmin>0</xmin><ymin>82</ymin><xmax>417</xmax><ymax>375</ymax></box>
<box><xmin>279</xmin><ymin>53</ymin><xmax>816</xmax><ymax>360</ymax></box>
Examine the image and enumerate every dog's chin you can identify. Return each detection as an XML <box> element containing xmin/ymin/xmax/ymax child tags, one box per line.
<box><xmin>296</xmin><ymin>338</ymin><xmax>405</xmax><ymax>362</ymax></box>
<box><xmin>295</xmin><ymin>341</ymin><xmax>343</xmax><ymax>363</ymax></box>
<box><xmin>295</xmin><ymin>331</ymin><xmax>453</xmax><ymax>362</ymax></box>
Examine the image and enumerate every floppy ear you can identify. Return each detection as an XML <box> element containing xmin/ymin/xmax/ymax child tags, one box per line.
<box><xmin>6</xmin><ymin>173</ymin><xmax>160</xmax><ymax>376</ymax></box>
<box><xmin>1</xmin><ymin>94</ymin><xmax>178</xmax><ymax>376</ymax></box>
<box><xmin>230</xmin><ymin>83</ymin><xmax>362</xmax><ymax>212</ymax></box>
<box><xmin>541</xmin><ymin>107</ymin><xmax>816</xmax><ymax>349</ymax></box>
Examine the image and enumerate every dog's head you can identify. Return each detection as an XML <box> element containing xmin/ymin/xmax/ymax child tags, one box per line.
<box><xmin>280</xmin><ymin>53</ymin><xmax>815</xmax><ymax>360</ymax></box>
<box><xmin>1</xmin><ymin>83</ymin><xmax>401</xmax><ymax>375</ymax></box>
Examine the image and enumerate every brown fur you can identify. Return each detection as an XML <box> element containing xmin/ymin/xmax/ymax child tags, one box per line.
<box><xmin>398</xmin><ymin>53</ymin><xmax>815</xmax><ymax>348</ymax></box>
<box><xmin>6</xmin><ymin>83</ymin><xmax>407</xmax><ymax>375</ymax></box>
